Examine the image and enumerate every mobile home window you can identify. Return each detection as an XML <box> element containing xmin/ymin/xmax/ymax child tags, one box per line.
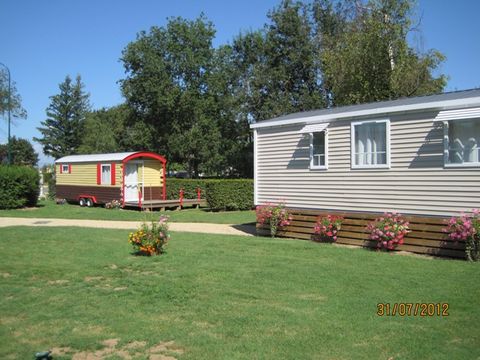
<box><xmin>101</xmin><ymin>164</ymin><xmax>111</xmax><ymax>185</ymax></box>
<box><xmin>61</xmin><ymin>165</ymin><xmax>69</xmax><ymax>173</ymax></box>
<box><xmin>310</xmin><ymin>131</ymin><xmax>327</xmax><ymax>169</ymax></box>
<box><xmin>445</xmin><ymin>119</ymin><xmax>480</xmax><ymax>166</ymax></box>
<box><xmin>351</xmin><ymin>120</ymin><xmax>390</xmax><ymax>168</ymax></box>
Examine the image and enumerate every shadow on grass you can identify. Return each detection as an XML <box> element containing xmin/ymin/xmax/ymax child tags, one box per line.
<box><xmin>232</xmin><ymin>223</ymin><xmax>257</xmax><ymax>236</ymax></box>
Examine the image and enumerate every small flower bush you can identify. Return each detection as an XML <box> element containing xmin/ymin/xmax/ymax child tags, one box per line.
<box><xmin>128</xmin><ymin>216</ymin><xmax>170</xmax><ymax>256</ymax></box>
<box><xmin>105</xmin><ymin>199</ymin><xmax>122</xmax><ymax>209</ymax></box>
<box><xmin>443</xmin><ymin>209</ymin><xmax>480</xmax><ymax>261</ymax></box>
<box><xmin>256</xmin><ymin>202</ymin><xmax>293</xmax><ymax>237</ymax></box>
<box><xmin>366</xmin><ymin>212</ymin><xmax>410</xmax><ymax>250</ymax></box>
<box><xmin>313</xmin><ymin>215</ymin><xmax>344</xmax><ymax>242</ymax></box>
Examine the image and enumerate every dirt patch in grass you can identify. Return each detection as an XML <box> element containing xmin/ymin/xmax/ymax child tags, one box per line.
<box><xmin>51</xmin><ymin>347</ymin><xmax>73</xmax><ymax>356</ymax></box>
<box><xmin>113</xmin><ymin>287</ymin><xmax>128</xmax><ymax>291</ymax></box>
<box><xmin>1</xmin><ymin>272</ymin><xmax>11</xmax><ymax>278</ymax></box>
<box><xmin>149</xmin><ymin>341</ymin><xmax>184</xmax><ymax>355</ymax></box>
<box><xmin>124</xmin><ymin>340</ymin><xmax>147</xmax><ymax>349</ymax></box>
<box><xmin>84</xmin><ymin>276</ymin><xmax>104</xmax><ymax>282</ymax></box>
<box><xmin>296</xmin><ymin>293</ymin><xmax>327</xmax><ymax>301</ymax></box>
<box><xmin>51</xmin><ymin>339</ymin><xmax>184</xmax><ymax>359</ymax></box>
<box><xmin>47</xmin><ymin>279</ymin><xmax>69</xmax><ymax>285</ymax></box>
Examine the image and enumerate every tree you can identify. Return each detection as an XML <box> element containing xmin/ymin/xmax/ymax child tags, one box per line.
<box><xmin>317</xmin><ymin>0</ymin><xmax>447</xmax><ymax>106</ymax></box>
<box><xmin>78</xmin><ymin>105</ymin><xmax>130</xmax><ymax>154</ymax></box>
<box><xmin>0</xmin><ymin>68</ymin><xmax>27</xmax><ymax>120</ymax></box>
<box><xmin>0</xmin><ymin>136</ymin><xmax>38</xmax><ymax>166</ymax></box>
<box><xmin>230</xmin><ymin>0</ymin><xmax>326</xmax><ymax>123</ymax></box>
<box><xmin>120</xmin><ymin>15</ymin><xmax>226</xmax><ymax>177</ymax></box>
<box><xmin>35</xmin><ymin>75</ymin><xmax>90</xmax><ymax>159</ymax></box>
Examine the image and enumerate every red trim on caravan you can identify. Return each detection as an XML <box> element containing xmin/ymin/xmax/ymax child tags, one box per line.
<box><xmin>111</xmin><ymin>162</ymin><xmax>116</xmax><ymax>185</ymax></box>
<box><xmin>77</xmin><ymin>194</ymin><xmax>98</xmax><ymax>203</ymax></box>
<box><xmin>162</xmin><ymin>162</ymin><xmax>166</xmax><ymax>200</ymax></box>
<box><xmin>122</xmin><ymin>152</ymin><xmax>167</xmax><ymax>164</ymax></box>
<box><xmin>122</xmin><ymin>152</ymin><xmax>167</xmax><ymax>203</ymax></box>
<box><xmin>59</xmin><ymin>164</ymin><xmax>63</xmax><ymax>174</ymax></box>
<box><xmin>68</xmin><ymin>164</ymin><xmax>72</xmax><ymax>174</ymax></box>
<box><xmin>96</xmin><ymin>164</ymin><xmax>101</xmax><ymax>185</ymax></box>
<box><xmin>121</xmin><ymin>164</ymin><xmax>125</xmax><ymax>207</ymax></box>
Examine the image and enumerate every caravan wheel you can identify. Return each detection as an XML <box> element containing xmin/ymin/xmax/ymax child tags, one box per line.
<box><xmin>79</xmin><ymin>198</ymin><xmax>86</xmax><ymax>207</ymax></box>
<box><xmin>85</xmin><ymin>198</ymin><xmax>94</xmax><ymax>207</ymax></box>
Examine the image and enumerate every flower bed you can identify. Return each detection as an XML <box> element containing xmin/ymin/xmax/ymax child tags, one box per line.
<box><xmin>366</xmin><ymin>212</ymin><xmax>411</xmax><ymax>250</ymax></box>
<box><xmin>128</xmin><ymin>216</ymin><xmax>170</xmax><ymax>255</ymax></box>
<box><xmin>443</xmin><ymin>209</ymin><xmax>480</xmax><ymax>261</ymax></box>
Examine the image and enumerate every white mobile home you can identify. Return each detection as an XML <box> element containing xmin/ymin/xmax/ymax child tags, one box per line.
<box><xmin>251</xmin><ymin>89</ymin><xmax>480</xmax><ymax>217</ymax></box>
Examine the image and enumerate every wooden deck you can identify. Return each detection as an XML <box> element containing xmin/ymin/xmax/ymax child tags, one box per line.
<box><xmin>124</xmin><ymin>198</ymin><xmax>207</xmax><ymax>210</ymax></box>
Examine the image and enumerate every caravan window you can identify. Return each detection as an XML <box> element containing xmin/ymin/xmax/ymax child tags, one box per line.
<box><xmin>101</xmin><ymin>164</ymin><xmax>111</xmax><ymax>185</ymax></box>
<box><xmin>351</xmin><ymin>120</ymin><xmax>390</xmax><ymax>169</ymax></box>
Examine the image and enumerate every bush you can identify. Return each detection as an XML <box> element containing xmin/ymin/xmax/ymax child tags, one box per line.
<box><xmin>443</xmin><ymin>209</ymin><xmax>480</xmax><ymax>261</ymax></box>
<box><xmin>256</xmin><ymin>202</ymin><xmax>292</xmax><ymax>237</ymax></box>
<box><xmin>366</xmin><ymin>212</ymin><xmax>411</xmax><ymax>250</ymax></box>
<box><xmin>166</xmin><ymin>178</ymin><xmax>208</xmax><ymax>200</ymax></box>
<box><xmin>128</xmin><ymin>216</ymin><xmax>170</xmax><ymax>256</ymax></box>
<box><xmin>43</xmin><ymin>170</ymin><xmax>56</xmax><ymax>200</ymax></box>
<box><xmin>314</xmin><ymin>215</ymin><xmax>344</xmax><ymax>242</ymax></box>
<box><xmin>206</xmin><ymin>179</ymin><xmax>253</xmax><ymax>211</ymax></box>
<box><xmin>0</xmin><ymin>165</ymin><xmax>40</xmax><ymax>209</ymax></box>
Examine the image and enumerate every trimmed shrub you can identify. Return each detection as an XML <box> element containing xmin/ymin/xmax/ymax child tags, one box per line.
<box><xmin>205</xmin><ymin>179</ymin><xmax>253</xmax><ymax>211</ymax></box>
<box><xmin>0</xmin><ymin>165</ymin><xmax>40</xmax><ymax>209</ymax></box>
<box><xmin>43</xmin><ymin>170</ymin><xmax>56</xmax><ymax>200</ymax></box>
<box><xmin>166</xmin><ymin>178</ymin><xmax>209</xmax><ymax>200</ymax></box>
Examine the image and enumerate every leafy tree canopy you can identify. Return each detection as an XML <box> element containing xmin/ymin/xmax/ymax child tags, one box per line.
<box><xmin>0</xmin><ymin>136</ymin><xmax>38</xmax><ymax>166</ymax></box>
<box><xmin>0</xmin><ymin>69</ymin><xmax>27</xmax><ymax>120</ymax></box>
<box><xmin>78</xmin><ymin>105</ymin><xmax>130</xmax><ymax>154</ymax></box>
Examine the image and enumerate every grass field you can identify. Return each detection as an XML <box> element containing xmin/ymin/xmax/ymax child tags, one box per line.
<box><xmin>0</xmin><ymin>200</ymin><xmax>255</xmax><ymax>224</ymax></box>
<box><xmin>0</xmin><ymin>226</ymin><xmax>479</xmax><ymax>359</ymax></box>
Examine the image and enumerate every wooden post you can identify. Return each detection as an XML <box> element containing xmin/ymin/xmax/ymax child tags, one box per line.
<box><xmin>138</xmin><ymin>187</ymin><xmax>142</xmax><ymax>210</ymax></box>
<box><xmin>196</xmin><ymin>187</ymin><xmax>201</xmax><ymax>209</ymax></box>
<box><xmin>179</xmin><ymin>188</ymin><xmax>184</xmax><ymax>209</ymax></box>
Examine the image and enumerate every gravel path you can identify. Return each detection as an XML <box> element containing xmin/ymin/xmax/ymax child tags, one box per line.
<box><xmin>0</xmin><ymin>217</ymin><xmax>256</xmax><ymax>237</ymax></box>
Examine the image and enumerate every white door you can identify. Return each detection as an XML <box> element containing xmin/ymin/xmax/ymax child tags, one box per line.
<box><xmin>125</xmin><ymin>163</ymin><xmax>139</xmax><ymax>202</ymax></box>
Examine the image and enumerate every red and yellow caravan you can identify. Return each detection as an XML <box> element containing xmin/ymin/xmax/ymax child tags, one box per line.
<box><xmin>55</xmin><ymin>152</ymin><xmax>166</xmax><ymax>207</ymax></box>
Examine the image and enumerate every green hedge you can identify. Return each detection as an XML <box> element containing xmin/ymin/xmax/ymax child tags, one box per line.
<box><xmin>43</xmin><ymin>171</ymin><xmax>56</xmax><ymax>200</ymax></box>
<box><xmin>0</xmin><ymin>165</ymin><xmax>40</xmax><ymax>209</ymax></box>
<box><xmin>166</xmin><ymin>178</ymin><xmax>209</xmax><ymax>200</ymax></box>
<box><xmin>166</xmin><ymin>178</ymin><xmax>254</xmax><ymax>211</ymax></box>
<box><xmin>205</xmin><ymin>179</ymin><xmax>254</xmax><ymax>211</ymax></box>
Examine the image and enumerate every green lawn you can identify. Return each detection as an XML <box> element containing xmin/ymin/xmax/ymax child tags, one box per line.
<box><xmin>0</xmin><ymin>199</ymin><xmax>255</xmax><ymax>224</ymax></box>
<box><xmin>0</xmin><ymin>227</ymin><xmax>478</xmax><ymax>359</ymax></box>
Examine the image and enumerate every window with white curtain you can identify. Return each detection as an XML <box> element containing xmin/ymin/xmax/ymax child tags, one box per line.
<box><xmin>310</xmin><ymin>131</ymin><xmax>327</xmax><ymax>169</ymax></box>
<box><xmin>351</xmin><ymin>120</ymin><xmax>389</xmax><ymax>168</ymax></box>
<box><xmin>101</xmin><ymin>164</ymin><xmax>111</xmax><ymax>185</ymax></box>
<box><xmin>445</xmin><ymin>119</ymin><xmax>480</xmax><ymax>166</ymax></box>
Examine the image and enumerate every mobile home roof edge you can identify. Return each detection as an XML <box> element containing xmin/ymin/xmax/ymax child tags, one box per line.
<box><xmin>250</xmin><ymin>89</ymin><xmax>480</xmax><ymax>129</ymax></box>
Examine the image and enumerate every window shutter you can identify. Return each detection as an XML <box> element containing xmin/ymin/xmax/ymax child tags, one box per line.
<box><xmin>59</xmin><ymin>164</ymin><xmax>63</xmax><ymax>174</ymax></box>
<box><xmin>97</xmin><ymin>164</ymin><xmax>101</xmax><ymax>185</ymax></box>
<box><xmin>111</xmin><ymin>163</ymin><xmax>116</xmax><ymax>185</ymax></box>
<box><xmin>68</xmin><ymin>164</ymin><xmax>72</xmax><ymax>174</ymax></box>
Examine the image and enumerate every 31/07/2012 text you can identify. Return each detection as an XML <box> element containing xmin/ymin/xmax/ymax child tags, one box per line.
<box><xmin>377</xmin><ymin>303</ymin><xmax>449</xmax><ymax>317</ymax></box>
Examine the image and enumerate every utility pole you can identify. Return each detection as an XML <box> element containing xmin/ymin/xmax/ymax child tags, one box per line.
<box><xmin>0</xmin><ymin>62</ymin><xmax>11</xmax><ymax>165</ymax></box>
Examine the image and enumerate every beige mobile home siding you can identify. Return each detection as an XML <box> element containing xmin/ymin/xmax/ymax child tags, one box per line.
<box><xmin>256</xmin><ymin>112</ymin><xmax>480</xmax><ymax>216</ymax></box>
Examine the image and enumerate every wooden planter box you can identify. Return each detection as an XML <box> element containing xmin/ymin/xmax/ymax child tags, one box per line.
<box><xmin>257</xmin><ymin>208</ymin><xmax>466</xmax><ymax>259</ymax></box>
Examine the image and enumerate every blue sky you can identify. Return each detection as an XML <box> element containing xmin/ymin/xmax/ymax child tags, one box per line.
<box><xmin>1</xmin><ymin>0</ymin><xmax>479</xmax><ymax>165</ymax></box>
